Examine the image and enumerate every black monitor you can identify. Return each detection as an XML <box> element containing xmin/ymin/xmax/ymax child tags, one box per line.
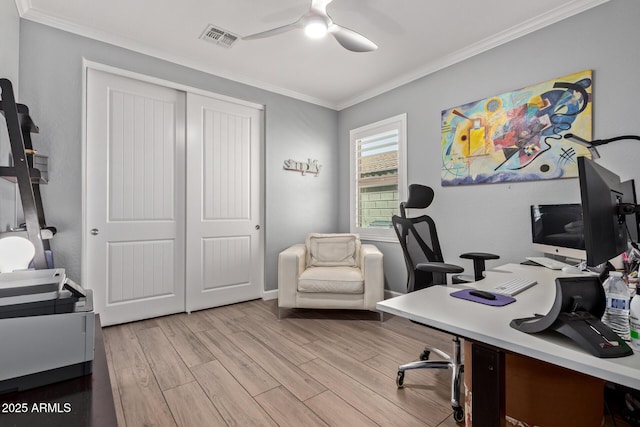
<box><xmin>530</xmin><ymin>204</ymin><xmax>586</xmax><ymax>260</ymax></box>
<box><xmin>577</xmin><ymin>157</ymin><xmax>628</xmax><ymax>267</ymax></box>
<box><xmin>621</xmin><ymin>179</ymin><xmax>640</xmax><ymax>244</ymax></box>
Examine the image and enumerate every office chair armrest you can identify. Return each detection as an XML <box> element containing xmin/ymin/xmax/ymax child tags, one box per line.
<box><xmin>459</xmin><ymin>252</ymin><xmax>500</xmax><ymax>281</ymax></box>
<box><xmin>416</xmin><ymin>262</ymin><xmax>464</xmax><ymax>286</ymax></box>
<box><xmin>459</xmin><ymin>252</ymin><xmax>500</xmax><ymax>261</ymax></box>
<box><xmin>416</xmin><ymin>262</ymin><xmax>464</xmax><ymax>274</ymax></box>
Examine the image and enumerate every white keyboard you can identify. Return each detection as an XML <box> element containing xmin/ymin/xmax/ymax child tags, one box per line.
<box><xmin>526</xmin><ymin>256</ymin><xmax>572</xmax><ymax>270</ymax></box>
<box><xmin>489</xmin><ymin>278</ymin><xmax>538</xmax><ymax>296</ymax></box>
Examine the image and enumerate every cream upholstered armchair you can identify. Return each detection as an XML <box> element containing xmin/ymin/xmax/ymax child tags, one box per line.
<box><xmin>277</xmin><ymin>233</ymin><xmax>384</xmax><ymax>319</ymax></box>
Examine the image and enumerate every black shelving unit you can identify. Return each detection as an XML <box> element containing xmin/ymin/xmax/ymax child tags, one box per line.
<box><xmin>0</xmin><ymin>78</ymin><xmax>51</xmax><ymax>269</ymax></box>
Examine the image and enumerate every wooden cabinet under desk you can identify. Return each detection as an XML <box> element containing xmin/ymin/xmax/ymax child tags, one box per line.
<box><xmin>463</xmin><ymin>340</ymin><xmax>605</xmax><ymax>427</ymax></box>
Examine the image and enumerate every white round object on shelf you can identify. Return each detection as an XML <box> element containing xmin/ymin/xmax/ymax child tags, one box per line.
<box><xmin>0</xmin><ymin>236</ymin><xmax>36</xmax><ymax>273</ymax></box>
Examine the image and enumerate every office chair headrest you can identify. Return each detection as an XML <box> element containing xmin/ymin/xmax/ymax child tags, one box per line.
<box><xmin>404</xmin><ymin>184</ymin><xmax>434</xmax><ymax>209</ymax></box>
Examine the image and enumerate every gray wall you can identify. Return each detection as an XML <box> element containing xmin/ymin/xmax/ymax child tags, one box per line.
<box><xmin>17</xmin><ymin>20</ymin><xmax>339</xmax><ymax>290</ymax></box>
<box><xmin>0</xmin><ymin>1</ymin><xmax>20</xmax><ymax>230</ymax></box>
<box><xmin>338</xmin><ymin>0</ymin><xmax>640</xmax><ymax>293</ymax></box>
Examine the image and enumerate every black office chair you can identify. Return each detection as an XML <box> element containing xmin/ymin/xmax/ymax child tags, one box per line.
<box><xmin>391</xmin><ymin>184</ymin><xmax>499</xmax><ymax>423</ymax></box>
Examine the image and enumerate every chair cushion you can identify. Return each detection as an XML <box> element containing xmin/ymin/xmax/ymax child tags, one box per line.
<box><xmin>305</xmin><ymin>233</ymin><xmax>361</xmax><ymax>268</ymax></box>
<box><xmin>298</xmin><ymin>266</ymin><xmax>364</xmax><ymax>293</ymax></box>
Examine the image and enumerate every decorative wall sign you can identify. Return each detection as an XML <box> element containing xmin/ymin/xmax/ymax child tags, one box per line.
<box><xmin>441</xmin><ymin>70</ymin><xmax>593</xmax><ymax>186</ymax></box>
<box><xmin>283</xmin><ymin>158</ymin><xmax>321</xmax><ymax>176</ymax></box>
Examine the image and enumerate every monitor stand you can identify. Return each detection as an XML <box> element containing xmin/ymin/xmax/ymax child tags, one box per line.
<box><xmin>510</xmin><ymin>276</ymin><xmax>633</xmax><ymax>358</ymax></box>
<box><xmin>552</xmin><ymin>311</ymin><xmax>633</xmax><ymax>358</ymax></box>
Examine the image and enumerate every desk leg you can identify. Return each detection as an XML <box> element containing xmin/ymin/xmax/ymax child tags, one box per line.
<box><xmin>471</xmin><ymin>342</ymin><xmax>505</xmax><ymax>426</ymax></box>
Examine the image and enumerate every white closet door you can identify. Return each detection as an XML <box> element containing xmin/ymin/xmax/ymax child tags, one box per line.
<box><xmin>185</xmin><ymin>93</ymin><xmax>263</xmax><ymax>312</ymax></box>
<box><xmin>85</xmin><ymin>69</ymin><xmax>186</xmax><ymax>326</ymax></box>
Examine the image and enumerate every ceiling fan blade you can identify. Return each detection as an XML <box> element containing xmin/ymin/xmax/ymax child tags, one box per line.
<box><xmin>243</xmin><ymin>21</ymin><xmax>301</xmax><ymax>40</ymax></box>
<box><xmin>329</xmin><ymin>24</ymin><xmax>377</xmax><ymax>52</ymax></box>
<box><xmin>310</xmin><ymin>0</ymin><xmax>333</xmax><ymax>14</ymax></box>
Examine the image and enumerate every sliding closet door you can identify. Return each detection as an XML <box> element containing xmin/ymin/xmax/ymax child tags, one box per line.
<box><xmin>85</xmin><ymin>69</ymin><xmax>186</xmax><ymax>326</ymax></box>
<box><xmin>185</xmin><ymin>93</ymin><xmax>263</xmax><ymax>312</ymax></box>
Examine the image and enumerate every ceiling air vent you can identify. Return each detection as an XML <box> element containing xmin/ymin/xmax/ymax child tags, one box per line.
<box><xmin>200</xmin><ymin>24</ymin><xmax>239</xmax><ymax>48</ymax></box>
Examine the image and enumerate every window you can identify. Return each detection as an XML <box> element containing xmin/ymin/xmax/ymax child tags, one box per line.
<box><xmin>350</xmin><ymin>114</ymin><xmax>407</xmax><ymax>242</ymax></box>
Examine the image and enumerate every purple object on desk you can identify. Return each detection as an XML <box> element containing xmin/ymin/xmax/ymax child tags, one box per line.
<box><xmin>450</xmin><ymin>289</ymin><xmax>516</xmax><ymax>306</ymax></box>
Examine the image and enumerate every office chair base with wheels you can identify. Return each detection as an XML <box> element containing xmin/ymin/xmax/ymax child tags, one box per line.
<box><xmin>396</xmin><ymin>336</ymin><xmax>465</xmax><ymax>423</ymax></box>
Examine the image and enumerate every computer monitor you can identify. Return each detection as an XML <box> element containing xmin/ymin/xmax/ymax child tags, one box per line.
<box><xmin>530</xmin><ymin>204</ymin><xmax>586</xmax><ymax>260</ymax></box>
<box><xmin>577</xmin><ymin>156</ymin><xmax>628</xmax><ymax>267</ymax></box>
<box><xmin>621</xmin><ymin>179</ymin><xmax>640</xmax><ymax>244</ymax></box>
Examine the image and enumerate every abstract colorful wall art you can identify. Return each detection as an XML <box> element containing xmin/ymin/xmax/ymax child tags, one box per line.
<box><xmin>441</xmin><ymin>70</ymin><xmax>593</xmax><ymax>186</ymax></box>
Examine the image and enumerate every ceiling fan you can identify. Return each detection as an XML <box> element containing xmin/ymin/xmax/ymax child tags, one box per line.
<box><xmin>243</xmin><ymin>0</ymin><xmax>378</xmax><ymax>52</ymax></box>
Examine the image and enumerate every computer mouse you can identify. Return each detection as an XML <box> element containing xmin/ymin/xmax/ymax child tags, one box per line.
<box><xmin>469</xmin><ymin>289</ymin><xmax>497</xmax><ymax>300</ymax></box>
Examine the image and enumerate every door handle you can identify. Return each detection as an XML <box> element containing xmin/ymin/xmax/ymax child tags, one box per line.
<box><xmin>255</xmin><ymin>225</ymin><xmax>260</xmax><ymax>230</ymax></box>
<box><xmin>90</xmin><ymin>228</ymin><xmax>99</xmax><ymax>236</ymax></box>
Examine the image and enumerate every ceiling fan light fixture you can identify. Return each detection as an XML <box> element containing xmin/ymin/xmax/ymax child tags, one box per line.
<box><xmin>243</xmin><ymin>0</ymin><xmax>377</xmax><ymax>52</ymax></box>
<box><xmin>304</xmin><ymin>20</ymin><xmax>328</xmax><ymax>39</ymax></box>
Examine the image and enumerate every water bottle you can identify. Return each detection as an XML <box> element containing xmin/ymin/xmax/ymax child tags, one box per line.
<box><xmin>601</xmin><ymin>271</ymin><xmax>631</xmax><ymax>341</ymax></box>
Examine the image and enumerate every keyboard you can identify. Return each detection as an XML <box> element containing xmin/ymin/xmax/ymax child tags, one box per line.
<box><xmin>525</xmin><ymin>256</ymin><xmax>572</xmax><ymax>270</ymax></box>
<box><xmin>488</xmin><ymin>278</ymin><xmax>538</xmax><ymax>296</ymax></box>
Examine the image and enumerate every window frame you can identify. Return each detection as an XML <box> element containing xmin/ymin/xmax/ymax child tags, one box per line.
<box><xmin>349</xmin><ymin>113</ymin><xmax>407</xmax><ymax>242</ymax></box>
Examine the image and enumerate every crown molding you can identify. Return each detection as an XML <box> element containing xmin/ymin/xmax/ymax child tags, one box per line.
<box><xmin>334</xmin><ymin>0</ymin><xmax>611</xmax><ymax>110</ymax></box>
<box><xmin>16</xmin><ymin>3</ymin><xmax>337</xmax><ymax>109</ymax></box>
<box><xmin>17</xmin><ymin>0</ymin><xmax>609</xmax><ymax>112</ymax></box>
<box><xmin>15</xmin><ymin>0</ymin><xmax>31</xmax><ymax>15</ymax></box>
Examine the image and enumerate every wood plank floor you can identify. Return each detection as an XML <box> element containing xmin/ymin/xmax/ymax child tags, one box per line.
<box><xmin>103</xmin><ymin>299</ymin><xmax>462</xmax><ymax>427</ymax></box>
<box><xmin>103</xmin><ymin>299</ymin><xmax>628</xmax><ymax>427</ymax></box>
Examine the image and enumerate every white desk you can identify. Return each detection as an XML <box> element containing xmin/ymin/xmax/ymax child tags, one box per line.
<box><xmin>376</xmin><ymin>263</ymin><xmax>640</xmax><ymax>423</ymax></box>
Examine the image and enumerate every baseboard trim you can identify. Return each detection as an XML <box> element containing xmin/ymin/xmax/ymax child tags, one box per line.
<box><xmin>385</xmin><ymin>289</ymin><xmax>404</xmax><ymax>299</ymax></box>
<box><xmin>262</xmin><ymin>289</ymin><xmax>278</xmax><ymax>300</ymax></box>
